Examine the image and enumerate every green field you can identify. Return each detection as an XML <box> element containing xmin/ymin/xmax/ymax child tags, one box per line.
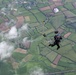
<box><xmin>0</xmin><ymin>0</ymin><xmax>76</xmax><ymax>75</ymax></box>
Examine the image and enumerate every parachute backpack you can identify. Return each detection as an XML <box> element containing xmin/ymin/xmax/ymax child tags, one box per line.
<box><xmin>54</xmin><ymin>31</ymin><xmax>62</xmax><ymax>41</ymax></box>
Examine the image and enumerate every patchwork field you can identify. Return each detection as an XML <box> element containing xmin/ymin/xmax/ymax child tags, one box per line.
<box><xmin>0</xmin><ymin>0</ymin><xmax>76</xmax><ymax>75</ymax></box>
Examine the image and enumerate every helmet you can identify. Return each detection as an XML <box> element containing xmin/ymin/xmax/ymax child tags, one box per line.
<box><xmin>54</xmin><ymin>31</ymin><xmax>58</xmax><ymax>34</ymax></box>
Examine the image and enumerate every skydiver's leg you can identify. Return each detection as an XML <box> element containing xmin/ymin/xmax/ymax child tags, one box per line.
<box><xmin>49</xmin><ymin>41</ymin><xmax>56</xmax><ymax>47</ymax></box>
<box><xmin>56</xmin><ymin>42</ymin><xmax>60</xmax><ymax>50</ymax></box>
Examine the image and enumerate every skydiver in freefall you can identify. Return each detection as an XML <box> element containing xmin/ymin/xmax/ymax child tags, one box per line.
<box><xmin>49</xmin><ymin>31</ymin><xmax>62</xmax><ymax>50</ymax></box>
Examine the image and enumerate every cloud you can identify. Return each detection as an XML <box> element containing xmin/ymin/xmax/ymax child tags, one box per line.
<box><xmin>30</xmin><ymin>67</ymin><xmax>44</xmax><ymax>75</ymax></box>
<box><xmin>21</xmin><ymin>23</ymin><xmax>28</xmax><ymax>31</ymax></box>
<box><xmin>22</xmin><ymin>37</ymin><xmax>34</xmax><ymax>43</ymax></box>
<box><xmin>0</xmin><ymin>41</ymin><xmax>14</xmax><ymax>60</ymax></box>
<box><xmin>0</xmin><ymin>23</ymin><xmax>31</xmax><ymax>60</ymax></box>
<box><xmin>1</xmin><ymin>7</ymin><xmax>6</xmax><ymax>12</ymax></box>
<box><xmin>1</xmin><ymin>12</ymin><xmax>6</xmax><ymax>15</ymax></box>
<box><xmin>5</xmin><ymin>19</ymin><xmax>16</xmax><ymax>25</ymax></box>
<box><xmin>5</xmin><ymin>26</ymin><xmax>18</xmax><ymax>39</ymax></box>
<box><xmin>18</xmin><ymin>23</ymin><xmax>29</xmax><ymax>37</ymax></box>
<box><xmin>22</xmin><ymin>37</ymin><xmax>28</xmax><ymax>43</ymax></box>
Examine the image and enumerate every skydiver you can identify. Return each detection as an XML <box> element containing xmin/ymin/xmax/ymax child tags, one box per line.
<box><xmin>49</xmin><ymin>31</ymin><xmax>62</xmax><ymax>50</ymax></box>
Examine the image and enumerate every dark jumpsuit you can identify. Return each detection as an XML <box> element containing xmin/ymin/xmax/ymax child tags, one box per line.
<box><xmin>49</xmin><ymin>35</ymin><xmax>62</xmax><ymax>50</ymax></box>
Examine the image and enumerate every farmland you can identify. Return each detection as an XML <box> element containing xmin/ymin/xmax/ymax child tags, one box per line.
<box><xmin>0</xmin><ymin>0</ymin><xmax>76</xmax><ymax>75</ymax></box>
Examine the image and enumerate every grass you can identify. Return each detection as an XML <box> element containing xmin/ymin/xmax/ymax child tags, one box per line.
<box><xmin>68</xmin><ymin>33</ymin><xmax>76</xmax><ymax>41</ymax></box>
<box><xmin>36</xmin><ymin>25</ymin><xmax>47</xmax><ymax>33</ymax></box>
<box><xmin>22</xmin><ymin>61</ymin><xmax>46</xmax><ymax>71</ymax></box>
<box><xmin>66</xmin><ymin>18</ymin><xmax>76</xmax><ymax>24</ymax></box>
<box><xmin>65</xmin><ymin>0</ymin><xmax>76</xmax><ymax>3</ymax></box>
<box><xmin>37</xmin><ymin>3</ymin><xmax>49</xmax><ymax>8</ymax></box>
<box><xmin>17</xmin><ymin>10</ymin><xmax>31</xmax><ymax>16</ymax></box>
<box><xmin>34</xmin><ymin>27</ymin><xmax>40</xmax><ymax>33</ymax></box>
<box><xmin>43</xmin><ymin>9</ymin><xmax>52</xmax><ymax>13</ymax></box>
<box><xmin>65</xmin><ymin>50</ymin><xmax>76</xmax><ymax>61</ymax></box>
<box><xmin>65</xmin><ymin>72</ymin><xmax>76</xmax><ymax>75</ymax></box>
<box><xmin>28</xmin><ymin>28</ymin><xmax>40</xmax><ymax>38</ymax></box>
<box><xmin>0</xmin><ymin>62</ymin><xmax>14</xmax><ymax>75</ymax></box>
<box><xmin>57</xmin><ymin>44</ymin><xmax>72</xmax><ymax>54</ymax></box>
<box><xmin>58</xmin><ymin>60</ymin><xmax>76</xmax><ymax>69</ymax></box>
<box><xmin>7</xmin><ymin>15</ymin><xmax>17</xmax><ymax>20</ymax></box>
<box><xmin>0</xmin><ymin>18</ymin><xmax>4</xmax><ymax>24</ymax></box>
<box><xmin>36</xmin><ymin>0</ymin><xmax>42</xmax><ymax>2</ymax></box>
<box><xmin>35</xmin><ymin>12</ymin><xmax>46</xmax><ymax>22</ymax></box>
<box><xmin>45</xmin><ymin>23</ymin><xmax>54</xmax><ymax>29</ymax></box>
<box><xmin>60</xmin><ymin>57</ymin><xmax>73</xmax><ymax>63</ymax></box>
<box><xmin>64</xmin><ymin>2</ymin><xmax>74</xmax><ymax>10</ymax></box>
<box><xmin>73</xmin><ymin>44</ymin><xmax>76</xmax><ymax>51</ymax></box>
<box><xmin>38</xmin><ymin>43</ymin><xmax>45</xmax><ymax>48</ymax></box>
<box><xmin>58</xmin><ymin>6</ymin><xmax>64</xmax><ymax>10</ymax></box>
<box><xmin>17</xmin><ymin>65</ymin><xmax>27</xmax><ymax>75</ymax></box>
<box><xmin>17</xmin><ymin>7</ymin><xmax>27</xmax><ymax>12</ymax></box>
<box><xmin>72</xmin><ymin>9</ymin><xmax>76</xmax><ymax>15</ymax></box>
<box><xmin>28</xmin><ymin>15</ymin><xmax>37</xmax><ymax>22</ymax></box>
<box><xmin>46</xmin><ymin>51</ymin><xmax>57</xmax><ymax>62</ymax></box>
<box><xmin>29</xmin><ymin>35</ymin><xmax>44</xmax><ymax>54</ymax></box>
<box><xmin>51</xmin><ymin>14</ymin><xmax>65</xmax><ymax>28</ymax></box>
<box><xmin>23</xmin><ymin>60</ymin><xmax>59</xmax><ymax>73</ymax></box>
<box><xmin>22</xmin><ymin>54</ymin><xmax>32</xmax><ymax>62</ymax></box>
<box><xmin>61</xmin><ymin>39</ymin><xmax>71</xmax><ymax>46</ymax></box>
<box><xmin>44</xmin><ymin>28</ymin><xmax>55</xmax><ymax>35</ymax></box>
<box><xmin>0</xmin><ymin>0</ymin><xmax>76</xmax><ymax>74</ymax></box>
<box><xmin>39</xmin><ymin>56</ymin><xmax>51</xmax><ymax>66</ymax></box>
<box><xmin>28</xmin><ymin>23</ymin><xmax>39</xmax><ymax>27</ymax></box>
<box><xmin>12</xmin><ymin>52</ymin><xmax>26</xmax><ymax>62</ymax></box>
<box><xmin>57</xmin><ymin>65</ymin><xmax>66</xmax><ymax>70</ymax></box>
<box><xmin>41</xmin><ymin>47</ymin><xmax>51</xmax><ymax>56</ymax></box>
<box><xmin>31</xmin><ymin>9</ymin><xmax>39</xmax><ymax>14</ymax></box>
<box><xmin>63</xmin><ymin>10</ymin><xmax>76</xmax><ymax>17</ymax></box>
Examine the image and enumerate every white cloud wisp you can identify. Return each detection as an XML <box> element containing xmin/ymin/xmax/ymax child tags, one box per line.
<box><xmin>0</xmin><ymin>41</ymin><xmax>14</xmax><ymax>60</ymax></box>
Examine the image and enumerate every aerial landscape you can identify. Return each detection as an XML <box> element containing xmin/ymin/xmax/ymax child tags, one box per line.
<box><xmin>0</xmin><ymin>0</ymin><xmax>76</xmax><ymax>75</ymax></box>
